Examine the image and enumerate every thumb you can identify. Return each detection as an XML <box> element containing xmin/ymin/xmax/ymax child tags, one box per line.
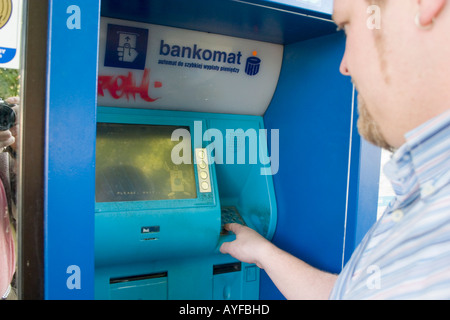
<box><xmin>219</xmin><ymin>241</ymin><xmax>231</xmax><ymax>254</ymax></box>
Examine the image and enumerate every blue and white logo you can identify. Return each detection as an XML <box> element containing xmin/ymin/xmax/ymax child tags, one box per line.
<box><xmin>245</xmin><ymin>55</ymin><xmax>261</xmax><ymax>76</ymax></box>
<box><xmin>0</xmin><ymin>47</ymin><xmax>16</xmax><ymax>64</ymax></box>
<box><xmin>104</xmin><ymin>24</ymin><xmax>149</xmax><ymax>70</ymax></box>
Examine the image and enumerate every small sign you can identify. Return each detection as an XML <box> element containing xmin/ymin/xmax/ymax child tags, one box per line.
<box><xmin>141</xmin><ymin>226</ymin><xmax>160</xmax><ymax>234</ymax></box>
<box><xmin>98</xmin><ymin>18</ymin><xmax>284</xmax><ymax>116</ymax></box>
<box><xmin>0</xmin><ymin>0</ymin><xmax>24</xmax><ymax>69</ymax></box>
<box><xmin>104</xmin><ymin>24</ymin><xmax>149</xmax><ymax>70</ymax></box>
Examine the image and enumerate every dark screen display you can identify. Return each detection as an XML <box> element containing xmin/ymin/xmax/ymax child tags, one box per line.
<box><xmin>96</xmin><ymin>123</ymin><xmax>197</xmax><ymax>202</ymax></box>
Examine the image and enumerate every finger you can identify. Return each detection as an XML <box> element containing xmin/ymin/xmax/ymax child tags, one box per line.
<box><xmin>9</xmin><ymin>125</ymin><xmax>18</xmax><ymax>138</ymax></box>
<box><xmin>0</xmin><ymin>130</ymin><xmax>13</xmax><ymax>141</ymax></box>
<box><xmin>0</xmin><ymin>135</ymin><xmax>15</xmax><ymax>149</ymax></box>
<box><xmin>223</xmin><ymin>223</ymin><xmax>244</xmax><ymax>234</ymax></box>
<box><xmin>5</xmin><ymin>97</ymin><xmax>19</xmax><ymax>105</ymax></box>
<box><xmin>219</xmin><ymin>241</ymin><xmax>232</xmax><ymax>254</ymax></box>
<box><xmin>11</xmin><ymin>105</ymin><xmax>19</xmax><ymax>122</ymax></box>
<box><xmin>219</xmin><ymin>242</ymin><xmax>227</xmax><ymax>254</ymax></box>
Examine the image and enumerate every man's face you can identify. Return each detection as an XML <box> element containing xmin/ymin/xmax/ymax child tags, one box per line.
<box><xmin>333</xmin><ymin>0</ymin><xmax>414</xmax><ymax>150</ymax></box>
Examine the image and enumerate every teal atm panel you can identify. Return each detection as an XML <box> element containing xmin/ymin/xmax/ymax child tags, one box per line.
<box><xmin>213</xmin><ymin>263</ymin><xmax>260</xmax><ymax>300</ymax></box>
<box><xmin>94</xmin><ymin>14</ymin><xmax>281</xmax><ymax>301</ymax></box>
<box><xmin>207</xmin><ymin>114</ymin><xmax>278</xmax><ymax>240</ymax></box>
<box><xmin>94</xmin><ymin>107</ymin><xmax>277</xmax><ymax>300</ymax></box>
<box><xmin>97</xmin><ymin>258</ymin><xmax>259</xmax><ymax>300</ymax></box>
<box><xmin>95</xmin><ymin>108</ymin><xmax>221</xmax><ymax>268</ymax></box>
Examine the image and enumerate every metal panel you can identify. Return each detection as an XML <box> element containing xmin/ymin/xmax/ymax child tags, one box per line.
<box><xmin>101</xmin><ymin>0</ymin><xmax>337</xmax><ymax>45</ymax></box>
<box><xmin>262</xmin><ymin>32</ymin><xmax>361</xmax><ymax>299</ymax></box>
<box><xmin>44</xmin><ymin>0</ymin><xmax>100</xmax><ymax>299</ymax></box>
<box><xmin>18</xmin><ymin>0</ymin><xmax>48</xmax><ymax>300</ymax></box>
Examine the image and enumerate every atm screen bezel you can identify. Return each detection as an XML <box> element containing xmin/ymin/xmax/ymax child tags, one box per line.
<box><xmin>95</xmin><ymin>106</ymin><xmax>217</xmax><ymax>213</ymax></box>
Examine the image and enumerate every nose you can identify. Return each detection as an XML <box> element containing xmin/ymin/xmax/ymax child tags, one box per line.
<box><xmin>339</xmin><ymin>50</ymin><xmax>350</xmax><ymax>76</ymax></box>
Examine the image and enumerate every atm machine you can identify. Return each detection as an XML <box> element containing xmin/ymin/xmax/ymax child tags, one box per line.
<box><xmin>33</xmin><ymin>0</ymin><xmax>381</xmax><ymax>300</ymax></box>
<box><xmin>94</xmin><ymin>16</ymin><xmax>280</xmax><ymax>300</ymax></box>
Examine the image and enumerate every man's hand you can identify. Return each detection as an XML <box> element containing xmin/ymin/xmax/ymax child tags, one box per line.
<box><xmin>219</xmin><ymin>223</ymin><xmax>272</xmax><ymax>269</ymax></box>
<box><xmin>220</xmin><ymin>223</ymin><xmax>337</xmax><ymax>299</ymax></box>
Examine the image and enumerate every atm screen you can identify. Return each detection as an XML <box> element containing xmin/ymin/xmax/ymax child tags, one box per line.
<box><xmin>96</xmin><ymin>123</ymin><xmax>197</xmax><ymax>203</ymax></box>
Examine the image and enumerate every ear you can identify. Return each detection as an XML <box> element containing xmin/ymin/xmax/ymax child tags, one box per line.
<box><xmin>418</xmin><ymin>0</ymin><xmax>446</xmax><ymax>26</ymax></box>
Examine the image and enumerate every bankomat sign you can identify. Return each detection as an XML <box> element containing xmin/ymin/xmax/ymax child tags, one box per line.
<box><xmin>103</xmin><ymin>23</ymin><xmax>262</xmax><ymax>75</ymax></box>
<box><xmin>98</xmin><ymin>18</ymin><xmax>283</xmax><ymax>115</ymax></box>
<box><xmin>159</xmin><ymin>39</ymin><xmax>262</xmax><ymax>76</ymax></box>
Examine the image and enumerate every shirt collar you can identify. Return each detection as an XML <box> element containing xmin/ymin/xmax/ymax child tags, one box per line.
<box><xmin>384</xmin><ymin>109</ymin><xmax>450</xmax><ymax>204</ymax></box>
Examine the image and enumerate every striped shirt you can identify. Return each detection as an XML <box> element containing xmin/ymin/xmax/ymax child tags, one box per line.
<box><xmin>330</xmin><ymin>109</ymin><xmax>450</xmax><ymax>300</ymax></box>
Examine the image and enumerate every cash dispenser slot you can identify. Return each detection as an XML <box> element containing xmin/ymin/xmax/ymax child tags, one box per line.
<box><xmin>213</xmin><ymin>262</ymin><xmax>243</xmax><ymax>300</ymax></box>
<box><xmin>109</xmin><ymin>272</ymin><xmax>168</xmax><ymax>300</ymax></box>
<box><xmin>213</xmin><ymin>262</ymin><xmax>242</xmax><ymax>275</ymax></box>
<box><xmin>110</xmin><ymin>272</ymin><xmax>168</xmax><ymax>284</ymax></box>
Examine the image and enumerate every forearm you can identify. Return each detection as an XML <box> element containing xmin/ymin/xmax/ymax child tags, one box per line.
<box><xmin>259</xmin><ymin>242</ymin><xmax>337</xmax><ymax>300</ymax></box>
<box><xmin>220</xmin><ymin>224</ymin><xmax>337</xmax><ymax>300</ymax></box>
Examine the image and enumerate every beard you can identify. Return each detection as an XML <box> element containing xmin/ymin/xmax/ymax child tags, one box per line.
<box><xmin>357</xmin><ymin>94</ymin><xmax>394</xmax><ymax>151</ymax></box>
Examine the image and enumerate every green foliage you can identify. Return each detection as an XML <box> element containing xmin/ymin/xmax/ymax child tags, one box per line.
<box><xmin>0</xmin><ymin>68</ymin><xmax>20</xmax><ymax>99</ymax></box>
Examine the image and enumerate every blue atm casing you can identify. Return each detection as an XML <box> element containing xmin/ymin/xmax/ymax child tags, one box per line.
<box><xmin>42</xmin><ymin>0</ymin><xmax>380</xmax><ymax>300</ymax></box>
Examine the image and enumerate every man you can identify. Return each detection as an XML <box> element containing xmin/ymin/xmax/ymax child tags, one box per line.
<box><xmin>220</xmin><ymin>0</ymin><xmax>450</xmax><ymax>300</ymax></box>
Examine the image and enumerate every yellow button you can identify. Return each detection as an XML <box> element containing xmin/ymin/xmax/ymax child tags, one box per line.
<box><xmin>200</xmin><ymin>171</ymin><xmax>208</xmax><ymax>180</ymax></box>
<box><xmin>197</xmin><ymin>150</ymin><xmax>205</xmax><ymax>159</ymax></box>
<box><xmin>199</xmin><ymin>161</ymin><xmax>207</xmax><ymax>169</ymax></box>
<box><xmin>201</xmin><ymin>182</ymin><xmax>209</xmax><ymax>190</ymax></box>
